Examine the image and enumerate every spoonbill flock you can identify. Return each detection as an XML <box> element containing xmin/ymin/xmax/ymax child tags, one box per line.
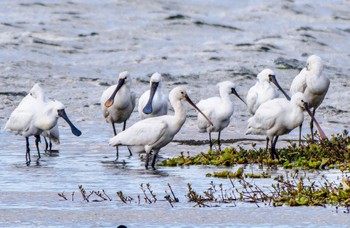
<box><xmin>3</xmin><ymin>54</ymin><xmax>330</xmax><ymax>168</ymax></box>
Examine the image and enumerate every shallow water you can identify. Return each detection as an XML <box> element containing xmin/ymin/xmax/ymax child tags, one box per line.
<box><xmin>0</xmin><ymin>0</ymin><xmax>350</xmax><ymax>226</ymax></box>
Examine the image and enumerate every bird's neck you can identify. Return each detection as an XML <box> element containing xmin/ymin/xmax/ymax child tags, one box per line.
<box><xmin>171</xmin><ymin>99</ymin><xmax>187</xmax><ymax>125</ymax></box>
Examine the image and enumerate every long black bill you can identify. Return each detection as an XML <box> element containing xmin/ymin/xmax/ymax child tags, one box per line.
<box><xmin>58</xmin><ymin>109</ymin><xmax>82</xmax><ymax>136</ymax></box>
<box><xmin>269</xmin><ymin>75</ymin><xmax>291</xmax><ymax>101</ymax></box>
<box><xmin>231</xmin><ymin>88</ymin><xmax>247</xmax><ymax>105</ymax></box>
<box><xmin>184</xmin><ymin>94</ymin><xmax>214</xmax><ymax>126</ymax></box>
<box><xmin>143</xmin><ymin>82</ymin><xmax>159</xmax><ymax>114</ymax></box>
<box><xmin>105</xmin><ymin>79</ymin><xmax>125</xmax><ymax>107</ymax></box>
<box><xmin>303</xmin><ymin>102</ymin><xmax>327</xmax><ymax>140</ymax></box>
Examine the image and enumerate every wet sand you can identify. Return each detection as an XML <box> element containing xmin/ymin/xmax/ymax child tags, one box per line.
<box><xmin>0</xmin><ymin>0</ymin><xmax>350</xmax><ymax>226</ymax></box>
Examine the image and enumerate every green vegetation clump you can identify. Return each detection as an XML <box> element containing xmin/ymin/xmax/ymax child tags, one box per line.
<box><xmin>159</xmin><ymin>130</ymin><xmax>350</xmax><ymax>170</ymax></box>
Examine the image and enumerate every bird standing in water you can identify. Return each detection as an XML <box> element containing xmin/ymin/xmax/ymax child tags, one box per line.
<box><xmin>246</xmin><ymin>92</ymin><xmax>327</xmax><ymax>159</ymax></box>
<box><xmin>196</xmin><ymin>81</ymin><xmax>246</xmax><ymax>150</ymax></box>
<box><xmin>5</xmin><ymin>84</ymin><xmax>81</xmax><ymax>165</ymax></box>
<box><xmin>101</xmin><ymin>71</ymin><xmax>135</xmax><ymax>159</ymax></box>
<box><xmin>109</xmin><ymin>86</ymin><xmax>213</xmax><ymax>169</ymax></box>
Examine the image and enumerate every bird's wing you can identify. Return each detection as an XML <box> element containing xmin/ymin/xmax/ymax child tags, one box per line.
<box><xmin>248</xmin><ymin>99</ymin><xmax>287</xmax><ymax>131</ymax></box>
<box><xmin>5</xmin><ymin>109</ymin><xmax>34</xmax><ymax>134</ymax></box>
<box><xmin>290</xmin><ymin>68</ymin><xmax>307</xmax><ymax>95</ymax></box>
<box><xmin>109</xmin><ymin>118</ymin><xmax>168</xmax><ymax>146</ymax></box>
<box><xmin>246</xmin><ymin>86</ymin><xmax>258</xmax><ymax>115</ymax></box>
<box><xmin>4</xmin><ymin>95</ymin><xmax>37</xmax><ymax>134</ymax></box>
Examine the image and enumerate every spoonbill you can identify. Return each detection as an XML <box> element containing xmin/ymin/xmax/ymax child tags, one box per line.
<box><xmin>109</xmin><ymin>86</ymin><xmax>213</xmax><ymax>169</ymax></box>
<box><xmin>4</xmin><ymin>84</ymin><xmax>82</xmax><ymax>165</ymax></box>
<box><xmin>290</xmin><ymin>55</ymin><xmax>330</xmax><ymax>142</ymax></box>
<box><xmin>246</xmin><ymin>92</ymin><xmax>327</xmax><ymax>159</ymax></box>
<box><xmin>138</xmin><ymin>72</ymin><xmax>168</xmax><ymax>119</ymax></box>
<box><xmin>28</xmin><ymin>83</ymin><xmax>59</xmax><ymax>152</ymax></box>
<box><xmin>101</xmin><ymin>71</ymin><xmax>136</xmax><ymax>159</ymax></box>
<box><xmin>246</xmin><ymin>69</ymin><xmax>290</xmax><ymax>115</ymax></box>
<box><xmin>196</xmin><ymin>81</ymin><xmax>246</xmax><ymax>150</ymax></box>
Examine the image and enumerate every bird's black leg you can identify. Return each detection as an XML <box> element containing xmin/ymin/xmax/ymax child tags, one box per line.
<box><xmin>25</xmin><ymin>137</ymin><xmax>31</xmax><ymax>165</ymax></box>
<box><xmin>298</xmin><ymin>123</ymin><xmax>303</xmax><ymax>146</ymax></box>
<box><xmin>111</xmin><ymin>123</ymin><xmax>119</xmax><ymax>160</ymax></box>
<box><xmin>209</xmin><ymin>132</ymin><xmax>213</xmax><ymax>150</ymax></box>
<box><xmin>151</xmin><ymin>149</ymin><xmax>160</xmax><ymax>170</ymax></box>
<box><xmin>145</xmin><ymin>151</ymin><xmax>150</xmax><ymax>169</ymax></box>
<box><xmin>265</xmin><ymin>137</ymin><xmax>271</xmax><ymax>158</ymax></box>
<box><xmin>44</xmin><ymin>137</ymin><xmax>49</xmax><ymax>152</ymax></box>
<box><xmin>218</xmin><ymin>131</ymin><xmax>221</xmax><ymax>151</ymax></box>
<box><xmin>123</xmin><ymin>121</ymin><xmax>132</xmax><ymax>156</ymax></box>
<box><xmin>310</xmin><ymin>108</ymin><xmax>316</xmax><ymax>142</ymax></box>
<box><xmin>270</xmin><ymin>136</ymin><xmax>275</xmax><ymax>159</ymax></box>
<box><xmin>35</xmin><ymin>135</ymin><xmax>41</xmax><ymax>163</ymax></box>
<box><xmin>49</xmin><ymin>138</ymin><xmax>53</xmax><ymax>151</ymax></box>
<box><xmin>272</xmin><ymin>136</ymin><xmax>279</xmax><ymax>160</ymax></box>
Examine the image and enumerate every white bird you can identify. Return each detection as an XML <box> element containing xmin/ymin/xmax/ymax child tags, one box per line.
<box><xmin>246</xmin><ymin>69</ymin><xmax>289</xmax><ymax>115</ymax></box>
<box><xmin>290</xmin><ymin>55</ymin><xmax>330</xmax><ymax>142</ymax></box>
<box><xmin>28</xmin><ymin>83</ymin><xmax>60</xmax><ymax>152</ymax></box>
<box><xmin>246</xmin><ymin>92</ymin><xmax>327</xmax><ymax>159</ymax></box>
<box><xmin>196</xmin><ymin>81</ymin><xmax>246</xmax><ymax>150</ymax></box>
<box><xmin>4</xmin><ymin>84</ymin><xmax>81</xmax><ymax>165</ymax></box>
<box><xmin>101</xmin><ymin>71</ymin><xmax>136</xmax><ymax>159</ymax></box>
<box><xmin>138</xmin><ymin>72</ymin><xmax>168</xmax><ymax>119</ymax></box>
<box><xmin>109</xmin><ymin>86</ymin><xmax>213</xmax><ymax>169</ymax></box>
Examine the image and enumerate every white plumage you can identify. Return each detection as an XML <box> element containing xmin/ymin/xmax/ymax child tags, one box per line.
<box><xmin>4</xmin><ymin>83</ymin><xmax>81</xmax><ymax>165</ymax></box>
<box><xmin>246</xmin><ymin>69</ymin><xmax>280</xmax><ymax>115</ymax></box>
<box><xmin>290</xmin><ymin>55</ymin><xmax>330</xmax><ymax>141</ymax></box>
<box><xmin>246</xmin><ymin>92</ymin><xmax>326</xmax><ymax>159</ymax></box>
<box><xmin>196</xmin><ymin>81</ymin><xmax>246</xmax><ymax>150</ymax></box>
<box><xmin>109</xmin><ymin>86</ymin><xmax>213</xmax><ymax>169</ymax></box>
<box><xmin>138</xmin><ymin>72</ymin><xmax>168</xmax><ymax>119</ymax></box>
<box><xmin>101</xmin><ymin>71</ymin><xmax>136</xmax><ymax>159</ymax></box>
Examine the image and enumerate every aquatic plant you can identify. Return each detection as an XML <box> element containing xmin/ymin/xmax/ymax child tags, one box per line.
<box><xmin>159</xmin><ymin>130</ymin><xmax>350</xmax><ymax>170</ymax></box>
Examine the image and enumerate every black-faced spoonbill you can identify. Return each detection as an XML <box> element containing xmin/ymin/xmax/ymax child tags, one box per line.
<box><xmin>4</xmin><ymin>84</ymin><xmax>82</xmax><ymax>165</ymax></box>
<box><xmin>138</xmin><ymin>72</ymin><xmax>168</xmax><ymax>119</ymax></box>
<box><xmin>101</xmin><ymin>71</ymin><xmax>136</xmax><ymax>159</ymax></box>
<box><xmin>246</xmin><ymin>92</ymin><xmax>327</xmax><ymax>159</ymax></box>
<box><xmin>290</xmin><ymin>55</ymin><xmax>330</xmax><ymax>142</ymax></box>
<box><xmin>28</xmin><ymin>83</ymin><xmax>60</xmax><ymax>152</ymax></box>
<box><xmin>196</xmin><ymin>81</ymin><xmax>246</xmax><ymax>150</ymax></box>
<box><xmin>246</xmin><ymin>69</ymin><xmax>289</xmax><ymax>115</ymax></box>
<box><xmin>109</xmin><ymin>86</ymin><xmax>214</xmax><ymax>169</ymax></box>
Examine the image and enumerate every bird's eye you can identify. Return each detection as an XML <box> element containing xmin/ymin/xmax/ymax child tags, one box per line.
<box><xmin>301</xmin><ymin>100</ymin><xmax>304</xmax><ymax>102</ymax></box>
<box><xmin>125</xmin><ymin>77</ymin><xmax>127</xmax><ymax>80</ymax></box>
<box><xmin>181</xmin><ymin>91</ymin><xmax>184</xmax><ymax>94</ymax></box>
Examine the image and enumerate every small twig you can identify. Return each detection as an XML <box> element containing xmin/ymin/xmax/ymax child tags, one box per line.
<box><xmin>79</xmin><ymin>185</ymin><xmax>89</xmax><ymax>202</ymax></box>
<box><xmin>117</xmin><ymin>191</ymin><xmax>127</xmax><ymax>204</ymax></box>
<box><xmin>164</xmin><ymin>192</ymin><xmax>174</xmax><ymax>208</ymax></box>
<box><xmin>140</xmin><ymin>184</ymin><xmax>152</xmax><ymax>204</ymax></box>
<box><xmin>168</xmin><ymin>183</ymin><xmax>179</xmax><ymax>202</ymax></box>
<box><xmin>146</xmin><ymin>183</ymin><xmax>157</xmax><ymax>203</ymax></box>
<box><xmin>94</xmin><ymin>191</ymin><xmax>108</xmax><ymax>201</ymax></box>
<box><xmin>58</xmin><ymin>192</ymin><xmax>67</xmax><ymax>200</ymax></box>
<box><xmin>102</xmin><ymin>190</ymin><xmax>112</xmax><ymax>201</ymax></box>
